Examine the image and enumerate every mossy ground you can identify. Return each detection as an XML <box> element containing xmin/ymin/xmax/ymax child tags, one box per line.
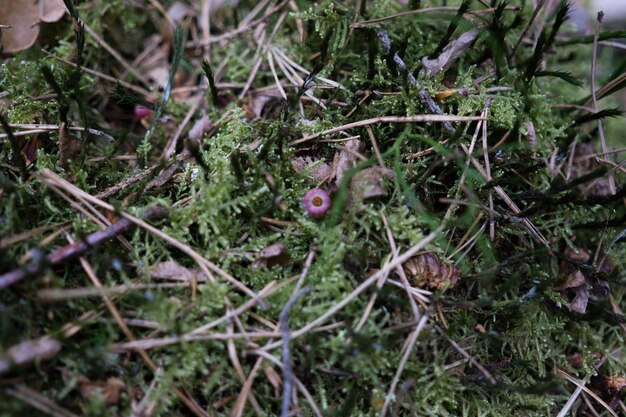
<box><xmin>1</xmin><ymin>1</ymin><xmax>625</xmax><ymax>416</ymax></box>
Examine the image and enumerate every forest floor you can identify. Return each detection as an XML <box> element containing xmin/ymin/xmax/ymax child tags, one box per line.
<box><xmin>1</xmin><ymin>1</ymin><xmax>626</xmax><ymax>416</ymax></box>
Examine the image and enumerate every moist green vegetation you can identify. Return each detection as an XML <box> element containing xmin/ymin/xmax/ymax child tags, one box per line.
<box><xmin>1</xmin><ymin>1</ymin><xmax>625</xmax><ymax>416</ymax></box>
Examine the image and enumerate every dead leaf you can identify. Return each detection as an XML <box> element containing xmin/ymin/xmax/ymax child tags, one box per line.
<box><xmin>263</xmin><ymin>365</ymin><xmax>282</xmax><ymax>397</ymax></box>
<box><xmin>564</xmin><ymin>246</ymin><xmax>590</xmax><ymax>263</ymax></box>
<box><xmin>291</xmin><ymin>156</ymin><xmax>332</xmax><ymax>184</ymax></box>
<box><xmin>188</xmin><ymin>113</ymin><xmax>212</xmax><ymax>141</ymax></box>
<box><xmin>150</xmin><ymin>260</ymin><xmax>207</xmax><ymax>282</ymax></box>
<box><xmin>58</xmin><ymin>122</ymin><xmax>82</xmax><ymax>170</ymax></box>
<box><xmin>402</xmin><ymin>252</ymin><xmax>461</xmax><ymax>290</ymax></box>
<box><xmin>78</xmin><ymin>376</ymin><xmax>125</xmax><ymax>405</ymax></box>
<box><xmin>0</xmin><ymin>0</ymin><xmax>65</xmax><ymax>53</ymax></box>
<box><xmin>569</xmin><ymin>284</ymin><xmax>589</xmax><ymax>314</ymax></box>
<box><xmin>557</xmin><ymin>269</ymin><xmax>587</xmax><ymax>290</ymax></box>
<box><xmin>348</xmin><ymin>166</ymin><xmax>394</xmax><ymax>205</ymax></box>
<box><xmin>0</xmin><ymin>336</ymin><xmax>62</xmax><ymax>375</ymax></box>
<box><xmin>252</xmin><ymin>243</ymin><xmax>289</xmax><ymax>270</ymax></box>
<box><xmin>331</xmin><ymin>138</ymin><xmax>363</xmax><ymax>187</ymax></box>
<box><xmin>597</xmin><ymin>255</ymin><xmax>615</xmax><ymax>276</ymax></box>
<box><xmin>20</xmin><ymin>133</ymin><xmax>45</xmax><ymax>165</ymax></box>
<box><xmin>421</xmin><ymin>29</ymin><xmax>479</xmax><ymax>77</ymax></box>
<box><xmin>249</xmin><ymin>94</ymin><xmax>274</xmax><ymax>119</ymax></box>
<box><xmin>39</xmin><ymin>0</ymin><xmax>66</xmax><ymax>23</ymax></box>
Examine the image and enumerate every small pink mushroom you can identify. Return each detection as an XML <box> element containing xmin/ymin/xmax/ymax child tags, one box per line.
<box><xmin>303</xmin><ymin>188</ymin><xmax>331</xmax><ymax>217</ymax></box>
<box><xmin>134</xmin><ymin>105</ymin><xmax>152</xmax><ymax>120</ymax></box>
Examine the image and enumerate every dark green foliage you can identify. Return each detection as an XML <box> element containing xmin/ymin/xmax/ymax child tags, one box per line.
<box><xmin>201</xmin><ymin>59</ymin><xmax>219</xmax><ymax>107</ymax></box>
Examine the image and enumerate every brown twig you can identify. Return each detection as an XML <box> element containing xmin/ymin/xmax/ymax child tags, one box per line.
<box><xmin>0</xmin><ymin>205</ymin><xmax>168</xmax><ymax>291</ymax></box>
<box><xmin>290</xmin><ymin>115</ymin><xmax>484</xmax><ymax>146</ymax></box>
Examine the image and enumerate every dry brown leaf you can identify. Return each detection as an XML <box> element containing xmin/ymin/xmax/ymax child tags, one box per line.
<box><xmin>263</xmin><ymin>365</ymin><xmax>282</xmax><ymax>397</ymax></box>
<box><xmin>402</xmin><ymin>252</ymin><xmax>461</xmax><ymax>290</ymax></box>
<box><xmin>188</xmin><ymin>113</ymin><xmax>213</xmax><ymax>141</ymax></box>
<box><xmin>1</xmin><ymin>0</ymin><xmax>39</xmax><ymax>53</ymax></box>
<box><xmin>421</xmin><ymin>29</ymin><xmax>479</xmax><ymax>77</ymax></box>
<box><xmin>21</xmin><ymin>133</ymin><xmax>45</xmax><ymax>165</ymax></box>
<box><xmin>145</xmin><ymin>164</ymin><xmax>180</xmax><ymax>191</ymax></box>
<box><xmin>291</xmin><ymin>156</ymin><xmax>332</xmax><ymax>184</ymax></box>
<box><xmin>556</xmin><ymin>269</ymin><xmax>589</xmax><ymax>314</ymax></box>
<box><xmin>0</xmin><ymin>0</ymin><xmax>65</xmax><ymax>53</ymax></box>
<box><xmin>150</xmin><ymin>259</ymin><xmax>207</xmax><ymax>282</ymax></box>
<box><xmin>78</xmin><ymin>376</ymin><xmax>125</xmax><ymax>405</ymax></box>
<box><xmin>331</xmin><ymin>138</ymin><xmax>363</xmax><ymax>187</ymax></box>
<box><xmin>558</xmin><ymin>269</ymin><xmax>587</xmax><ymax>290</ymax></box>
<box><xmin>252</xmin><ymin>243</ymin><xmax>289</xmax><ymax>270</ymax></box>
<box><xmin>569</xmin><ymin>284</ymin><xmax>590</xmax><ymax>314</ymax></box>
<box><xmin>563</xmin><ymin>246</ymin><xmax>590</xmax><ymax>263</ymax></box>
<box><xmin>348</xmin><ymin>166</ymin><xmax>394</xmax><ymax>205</ymax></box>
<box><xmin>0</xmin><ymin>336</ymin><xmax>62</xmax><ymax>375</ymax></box>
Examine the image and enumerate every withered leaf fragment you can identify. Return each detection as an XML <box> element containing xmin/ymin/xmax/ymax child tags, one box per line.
<box><xmin>292</xmin><ymin>156</ymin><xmax>332</xmax><ymax>184</ymax></box>
<box><xmin>421</xmin><ymin>29</ymin><xmax>479</xmax><ymax>77</ymax></box>
<box><xmin>331</xmin><ymin>138</ymin><xmax>363</xmax><ymax>187</ymax></box>
<box><xmin>402</xmin><ymin>252</ymin><xmax>461</xmax><ymax>290</ymax></box>
<box><xmin>348</xmin><ymin>166</ymin><xmax>394</xmax><ymax>207</ymax></box>
<box><xmin>150</xmin><ymin>259</ymin><xmax>207</xmax><ymax>282</ymax></box>
<box><xmin>78</xmin><ymin>375</ymin><xmax>125</xmax><ymax>405</ymax></box>
<box><xmin>252</xmin><ymin>243</ymin><xmax>289</xmax><ymax>270</ymax></box>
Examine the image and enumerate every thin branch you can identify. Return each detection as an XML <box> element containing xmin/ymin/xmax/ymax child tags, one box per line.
<box><xmin>290</xmin><ymin>115</ymin><xmax>485</xmax><ymax>146</ymax></box>
<box><xmin>0</xmin><ymin>205</ymin><xmax>168</xmax><ymax>291</ymax></box>
<box><xmin>280</xmin><ymin>287</ymin><xmax>312</xmax><ymax>417</ymax></box>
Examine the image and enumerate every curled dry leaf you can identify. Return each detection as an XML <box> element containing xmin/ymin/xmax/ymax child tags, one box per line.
<box><xmin>0</xmin><ymin>0</ymin><xmax>66</xmax><ymax>53</ymax></box>
<box><xmin>402</xmin><ymin>252</ymin><xmax>461</xmax><ymax>290</ymax></box>
<box><xmin>252</xmin><ymin>243</ymin><xmax>289</xmax><ymax>270</ymax></box>
<box><xmin>263</xmin><ymin>365</ymin><xmax>282</xmax><ymax>396</ymax></box>
<box><xmin>557</xmin><ymin>246</ymin><xmax>613</xmax><ymax>314</ymax></box>
<box><xmin>348</xmin><ymin>166</ymin><xmax>394</xmax><ymax>207</ymax></box>
<box><xmin>78</xmin><ymin>375</ymin><xmax>125</xmax><ymax>405</ymax></box>
<box><xmin>0</xmin><ymin>336</ymin><xmax>62</xmax><ymax>375</ymax></box>
<box><xmin>557</xmin><ymin>269</ymin><xmax>589</xmax><ymax>314</ymax></box>
<box><xmin>150</xmin><ymin>259</ymin><xmax>207</xmax><ymax>282</ymax></box>
<box><xmin>331</xmin><ymin>138</ymin><xmax>363</xmax><ymax>187</ymax></box>
<box><xmin>421</xmin><ymin>29</ymin><xmax>479</xmax><ymax>76</ymax></box>
<box><xmin>291</xmin><ymin>156</ymin><xmax>332</xmax><ymax>184</ymax></box>
<box><xmin>188</xmin><ymin>113</ymin><xmax>213</xmax><ymax>141</ymax></box>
